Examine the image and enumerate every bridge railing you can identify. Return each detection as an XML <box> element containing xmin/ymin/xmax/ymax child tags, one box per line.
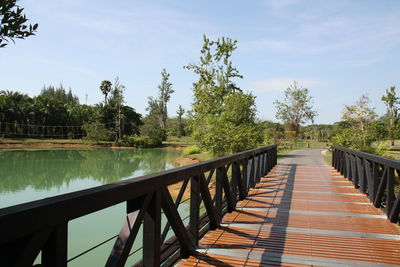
<box><xmin>332</xmin><ymin>146</ymin><xmax>400</xmax><ymax>223</ymax></box>
<box><xmin>0</xmin><ymin>145</ymin><xmax>277</xmax><ymax>267</ymax></box>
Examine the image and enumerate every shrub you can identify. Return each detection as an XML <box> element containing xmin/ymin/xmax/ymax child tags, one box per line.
<box><xmin>183</xmin><ymin>145</ymin><xmax>201</xmax><ymax>156</ymax></box>
<box><xmin>115</xmin><ymin>136</ymin><xmax>162</xmax><ymax>148</ymax></box>
<box><xmin>82</xmin><ymin>121</ymin><xmax>111</xmax><ymax>143</ymax></box>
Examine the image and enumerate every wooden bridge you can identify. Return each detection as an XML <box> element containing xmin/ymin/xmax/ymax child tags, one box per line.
<box><xmin>178</xmin><ymin>149</ymin><xmax>400</xmax><ymax>266</ymax></box>
<box><xmin>1</xmin><ymin>145</ymin><xmax>400</xmax><ymax>266</ymax></box>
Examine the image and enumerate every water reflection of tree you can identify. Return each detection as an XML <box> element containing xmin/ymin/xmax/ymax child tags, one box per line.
<box><xmin>0</xmin><ymin>149</ymin><xmax>181</xmax><ymax>193</ymax></box>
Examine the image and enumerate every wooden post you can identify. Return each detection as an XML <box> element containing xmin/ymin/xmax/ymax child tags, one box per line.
<box><xmin>216</xmin><ymin>167</ymin><xmax>223</xmax><ymax>221</ymax></box>
<box><xmin>143</xmin><ymin>191</ymin><xmax>161</xmax><ymax>267</ymax></box>
<box><xmin>189</xmin><ymin>176</ymin><xmax>200</xmax><ymax>246</ymax></box>
<box><xmin>42</xmin><ymin>224</ymin><xmax>68</xmax><ymax>267</ymax></box>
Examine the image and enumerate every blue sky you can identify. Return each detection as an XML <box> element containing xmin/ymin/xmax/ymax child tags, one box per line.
<box><xmin>1</xmin><ymin>0</ymin><xmax>399</xmax><ymax>124</ymax></box>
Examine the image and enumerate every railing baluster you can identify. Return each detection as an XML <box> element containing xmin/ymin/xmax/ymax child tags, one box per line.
<box><xmin>231</xmin><ymin>162</ymin><xmax>238</xmax><ymax>201</ymax></box>
<box><xmin>346</xmin><ymin>153</ymin><xmax>351</xmax><ymax>180</ymax></box>
<box><xmin>199</xmin><ymin>173</ymin><xmax>219</xmax><ymax>229</ymax></box>
<box><xmin>374</xmin><ymin>166</ymin><xmax>388</xmax><ymax>208</ymax></box>
<box><xmin>222</xmin><ymin>166</ymin><xmax>235</xmax><ymax>212</ymax></box>
<box><xmin>364</xmin><ymin>160</ymin><xmax>373</xmax><ymax>202</ymax></box>
<box><xmin>257</xmin><ymin>154</ymin><xmax>262</xmax><ymax>182</ymax></box>
<box><xmin>234</xmin><ymin>161</ymin><xmax>245</xmax><ymax>200</ymax></box>
<box><xmin>215</xmin><ymin>167</ymin><xmax>223</xmax><ymax>221</ymax></box>
<box><xmin>42</xmin><ymin>223</ymin><xmax>68</xmax><ymax>267</ymax></box>
<box><xmin>242</xmin><ymin>159</ymin><xmax>249</xmax><ymax>198</ymax></box>
<box><xmin>160</xmin><ymin>188</ymin><xmax>194</xmax><ymax>256</ymax></box>
<box><xmin>353</xmin><ymin>156</ymin><xmax>359</xmax><ymax>188</ymax></box>
<box><xmin>249</xmin><ymin>156</ymin><xmax>255</xmax><ymax>188</ymax></box>
<box><xmin>12</xmin><ymin>229</ymin><xmax>52</xmax><ymax>267</ymax></box>
<box><xmin>389</xmin><ymin>170</ymin><xmax>400</xmax><ymax>223</ymax></box>
<box><xmin>189</xmin><ymin>176</ymin><xmax>200</xmax><ymax>246</ymax></box>
<box><xmin>261</xmin><ymin>152</ymin><xmax>266</xmax><ymax>176</ymax></box>
<box><xmin>143</xmin><ymin>191</ymin><xmax>161</xmax><ymax>267</ymax></box>
<box><xmin>143</xmin><ymin>191</ymin><xmax>161</xmax><ymax>266</ymax></box>
<box><xmin>372</xmin><ymin>162</ymin><xmax>379</xmax><ymax>204</ymax></box>
<box><xmin>106</xmin><ymin>193</ymin><xmax>153</xmax><ymax>267</ymax></box>
<box><xmin>387</xmin><ymin>167</ymin><xmax>395</xmax><ymax>217</ymax></box>
<box><xmin>160</xmin><ymin>179</ymin><xmax>189</xmax><ymax>244</ymax></box>
<box><xmin>357</xmin><ymin>157</ymin><xmax>366</xmax><ymax>194</ymax></box>
<box><xmin>342</xmin><ymin>151</ymin><xmax>347</xmax><ymax>176</ymax></box>
<box><xmin>345</xmin><ymin>153</ymin><xmax>350</xmax><ymax>179</ymax></box>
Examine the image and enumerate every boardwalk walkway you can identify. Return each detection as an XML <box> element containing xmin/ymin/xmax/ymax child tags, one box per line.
<box><xmin>178</xmin><ymin>149</ymin><xmax>400</xmax><ymax>266</ymax></box>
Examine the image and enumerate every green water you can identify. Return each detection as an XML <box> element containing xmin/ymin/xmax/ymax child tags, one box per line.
<box><xmin>0</xmin><ymin>148</ymin><xmax>185</xmax><ymax>266</ymax></box>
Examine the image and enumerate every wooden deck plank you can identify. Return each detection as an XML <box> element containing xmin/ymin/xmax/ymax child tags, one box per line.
<box><xmin>177</xmin><ymin>149</ymin><xmax>400</xmax><ymax>266</ymax></box>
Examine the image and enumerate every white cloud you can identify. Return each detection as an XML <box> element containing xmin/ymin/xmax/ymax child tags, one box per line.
<box><xmin>249</xmin><ymin>77</ymin><xmax>321</xmax><ymax>92</ymax></box>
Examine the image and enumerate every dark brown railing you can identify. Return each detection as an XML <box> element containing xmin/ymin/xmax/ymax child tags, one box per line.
<box><xmin>0</xmin><ymin>145</ymin><xmax>277</xmax><ymax>267</ymax></box>
<box><xmin>332</xmin><ymin>146</ymin><xmax>400</xmax><ymax>223</ymax></box>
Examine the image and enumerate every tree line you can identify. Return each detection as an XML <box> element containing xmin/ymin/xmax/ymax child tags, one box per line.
<box><xmin>0</xmin><ymin>82</ymin><xmax>143</xmax><ymax>140</ymax></box>
<box><xmin>269</xmin><ymin>83</ymin><xmax>400</xmax><ymax>155</ymax></box>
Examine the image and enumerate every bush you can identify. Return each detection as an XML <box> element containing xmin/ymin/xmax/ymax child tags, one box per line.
<box><xmin>183</xmin><ymin>145</ymin><xmax>201</xmax><ymax>156</ymax></box>
<box><xmin>115</xmin><ymin>136</ymin><xmax>162</xmax><ymax>148</ymax></box>
<box><xmin>82</xmin><ymin>121</ymin><xmax>111</xmax><ymax>143</ymax></box>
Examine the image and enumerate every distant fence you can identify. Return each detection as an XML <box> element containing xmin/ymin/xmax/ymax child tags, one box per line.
<box><xmin>0</xmin><ymin>145</ymin><xmax>277</xmax><ymax>266</ymax></box>
<box><xmin>332</xmin><ymin>146</ymin><xmax>400</xmax><ymax>223</ymax></box>
<box><xmin>0</xmin><ymin>121</ymin><xmax>85</xmax><ymax>138</ymax></box>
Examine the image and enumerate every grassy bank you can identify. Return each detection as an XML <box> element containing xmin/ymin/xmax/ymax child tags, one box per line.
<box><xmin>383</xmin><ymin>141</ymin><xmax>400</xmax><ymax>160</ymax></box>
<box><xmin>0</xmin><ymin>138</ymin><xmax>114</xmax><ymax>148</ymax></box>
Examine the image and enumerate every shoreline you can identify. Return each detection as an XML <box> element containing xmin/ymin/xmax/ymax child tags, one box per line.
<box><xmin>0</xmin><ymin>139</ymin><xmax>187</xmax><ymax>150</ymax></box>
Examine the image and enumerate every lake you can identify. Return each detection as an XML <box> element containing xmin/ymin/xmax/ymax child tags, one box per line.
<box><xmin>0</xmin><ymin>148</ymin><xmax>185</xmax><ymax>266</ymax></box>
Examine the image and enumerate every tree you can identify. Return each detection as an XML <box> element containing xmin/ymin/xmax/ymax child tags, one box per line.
<box><xmin>82</xmin><ymin>120</ymin><xmax>111</xmax><ymax>143</ymax></box>
<box><xmin>185</xmin><ymin>35</ymin><xmax>262</xmax><ymax>156</ymax></box>
<box><xmin>108</xmin><ymin>78</ymin><xmax>125</xmax><ymax>141</ymax></box>
<box><xmin>121</xmin><ymin>105</ymin><xmax>142</xmax><ymax>136</ymax></box>
<box><xmin>99</xmin><ymin>80</ymin><xmax>112</xmax><ymax>104</ymax></box>
<box><xmin>142</xmin><ymin>69</ymin><xmax>174</xmax><ymax>141</ymax></box>
<box><xmin>274</xmin><ymin>81</ymin><xmax>317</xmax><ymax>136</ymax></box>
<box><xmin>0</xmin><ymin>0</ymin><xmax>38</xmax><ymax>47</ymax></box>
<box><xmin>176</xmin><ymin>105</ymin><xmax>185</xmax><ymax>137</ymax></box>
<box><xmin>302</xmin><ymin>124</ymin><xmax>333</xmax><ymax>140</ymax></box>
<box><xmin>40</xmin><ymin>84</ymin><xmax>79</xmax><ymax>104</ymax></box>
<box><xmin>140</xmin><ymin>96</ymin><xmax>164</xmax><ymax>145</ymax></box>
<box><xmin>158</xmin><ymin>68</ymin><xmax>174</xmax><ymax>133</ymax></box>
<box><xmin>341</xmin><ymin>94</ymin><xmax>376</xmax><ymax>147</ymax></box>
<box><xmin>381</xmin><ymin>86</ymin><xmax>400</xmax><ymax>145</ymax></box>
<box><xmin>261</xmin><ymin>120</ymin><xmax>285</xmax><ymax>144</ymax></box>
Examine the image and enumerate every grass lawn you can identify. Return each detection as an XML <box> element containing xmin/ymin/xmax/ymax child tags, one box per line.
<box><xmin>163</xmin><ymin>136</ymin><xmax>196</xmax><ymax>146</ymax></box>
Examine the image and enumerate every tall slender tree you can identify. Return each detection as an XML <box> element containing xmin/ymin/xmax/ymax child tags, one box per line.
<box><xmin>110</xmin><ymin>78</ymin><xmax>125</xmax><ymax>141</ymax></box>
<box><xmin>176</xmin><ymin>105</ymin><xmax>185</xmax><ymax>137</ymax></box>
<box><xmin>100</xmin><ymin>80</ymin><xmax>112</xmax><ymax>104</ymax></box>
<box><xmin>381</xmin><ymin>86</ymin><xmax>400</xmax><ymax>146</ymax></box>
<box><xmin>158</xmin><ymin>68</ymin><xmax>174</xmax><ymax>133</ymax></box>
